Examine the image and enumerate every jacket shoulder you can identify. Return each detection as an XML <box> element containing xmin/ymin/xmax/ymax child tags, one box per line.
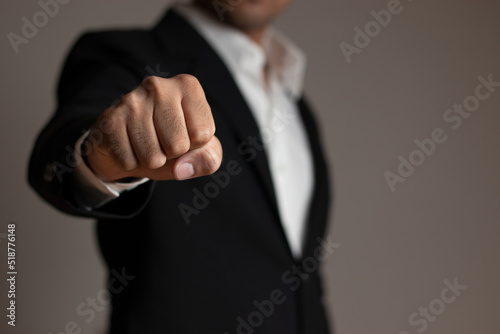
<box><xmin>56</xmin><ymin>28</ymin><xmax>165</xmax><ymax>105</ymax></box>
<box><xmin>67</xmin><ymin>28</ymin><xmax>159</xmax><ymax>65</ymax></box>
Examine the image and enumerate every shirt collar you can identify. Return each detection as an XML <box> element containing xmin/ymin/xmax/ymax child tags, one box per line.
<box><xmin>174</xmin><ymin>3</ymin><xmax>306</xmax><ymax>99</ymax></box>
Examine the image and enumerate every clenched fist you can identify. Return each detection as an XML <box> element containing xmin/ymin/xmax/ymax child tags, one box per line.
<box><xmin>83</xmin><ymin>74</ymin><xmax>222</xmax><ymax>182</ymax></box>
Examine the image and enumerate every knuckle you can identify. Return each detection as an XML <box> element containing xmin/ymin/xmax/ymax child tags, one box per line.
<box><xmin>202</xmin><ymin>148</ymin><xmax>222</xmax><ymax>175</ymax></box>
<box><xmin>141</xmin><ymin>75</ymin><xmax>163</xmax><ymax>95</ymax></box>
<box><xmin>165</xmin><ymin>136</ymin><xmax>190</xmax><ymax>158</ymax></box>
<box><xmin>190</xmin><ymin>128</ymin><xmax>213</xmax><ymax>148</ymax></box>
<box><xmin>96</xmin><ymin>113</ymin><xmax>117</xmax><ymax>135</ymax></box>
<box><xmin>120</xmin><ymin>160</ymin><xmax>139</xmax><ymax>172</ymax></box>
<box><xmin>120</xmin><ymin>91</ymin><xmax>143</xmax><ymax>113</ymax></box>
<box><xmin>144</xmin><ymin>153</ymin><xmax>165</xmax><ymax>170</ymax></box>
<box><xmin>174</xmin><ymin>74</ymin><xmax>201</xmax><ymax>92</ymax></box>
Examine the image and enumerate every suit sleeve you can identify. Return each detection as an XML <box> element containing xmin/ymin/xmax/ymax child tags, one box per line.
<box><xmin>27</xmin><ymin>32</ymin><xmax>156</xmax><ymax>219</ymax></box>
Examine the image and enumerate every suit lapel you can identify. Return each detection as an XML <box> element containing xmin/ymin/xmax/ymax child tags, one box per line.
<box><xmin>153</xmin><ymin>10</ymin><xmax>282</xmax><ymax>223</ymax></box>
<box><xmin>297</xmin><ymin>98</ymin><xmax>331</xmax><ymax>258</ymax></box>
<box><xmin>192</xmin><ymin>50</ymin><xmax>283</xmax><ymax>219</ymax></box>
<box><xmin>153</xmin><ymin>10</ymin><xmax>331</xmax><ymax>261</ymax></box>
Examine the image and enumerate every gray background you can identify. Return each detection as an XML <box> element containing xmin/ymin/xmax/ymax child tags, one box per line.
<box><xmin>1</xmin><ymin>0</ymin><xmax>499</xmax><ymax>333</ymax></box>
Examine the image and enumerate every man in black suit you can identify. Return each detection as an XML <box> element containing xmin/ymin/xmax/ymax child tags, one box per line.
<box><xmin>29</xmin><ymin>0</ymin><xmax>333</xmax><ymax>333</ymax></box>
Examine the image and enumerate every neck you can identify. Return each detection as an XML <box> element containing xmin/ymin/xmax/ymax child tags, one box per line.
<box><xmin>244</xmin><ymin>29</ymin><xmax>266</xmax><ymax>45</ymax></box>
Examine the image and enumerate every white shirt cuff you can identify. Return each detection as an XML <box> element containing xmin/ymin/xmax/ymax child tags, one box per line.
<box><xmin>72</xmin><ymin>131</ymin><xmax>150</xmax><ymax>210</ymax></box>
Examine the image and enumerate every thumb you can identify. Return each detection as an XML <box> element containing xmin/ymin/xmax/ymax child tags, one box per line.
<box><xmin>143</xmin><ymin>136</ymin><xmax>223</xmax><ymax>181</ymax></box>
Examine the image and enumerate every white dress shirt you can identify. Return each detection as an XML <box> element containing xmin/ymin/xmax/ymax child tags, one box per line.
<box><xmin>73</xmin><ymin>4</ymin><xmax>314</xmax><ymax>258</ymax></box>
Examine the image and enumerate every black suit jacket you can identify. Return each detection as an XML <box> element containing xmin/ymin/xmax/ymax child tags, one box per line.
<box><xmin>28</xmin><ymin>9</ymin><xmax>332</xmax><ymax>334</ymax></box>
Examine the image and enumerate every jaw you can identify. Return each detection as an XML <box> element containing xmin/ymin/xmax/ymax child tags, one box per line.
<box><xmin>194</xmin><ymin>0</ymin><xmax>292</xmax><ymax>33</ymax></box>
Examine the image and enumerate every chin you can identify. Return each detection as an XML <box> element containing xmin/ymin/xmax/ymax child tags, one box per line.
<box><xmin>223</xmin><ymin>0</ymin><xmax>291</xmax><ymax>30</ymax></box>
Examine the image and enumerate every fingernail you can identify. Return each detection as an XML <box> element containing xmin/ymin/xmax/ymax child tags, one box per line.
<box><xmin>176</xmin><ymin>162</ymin><xmax>194</xmax><ymax>180</ymax></box>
